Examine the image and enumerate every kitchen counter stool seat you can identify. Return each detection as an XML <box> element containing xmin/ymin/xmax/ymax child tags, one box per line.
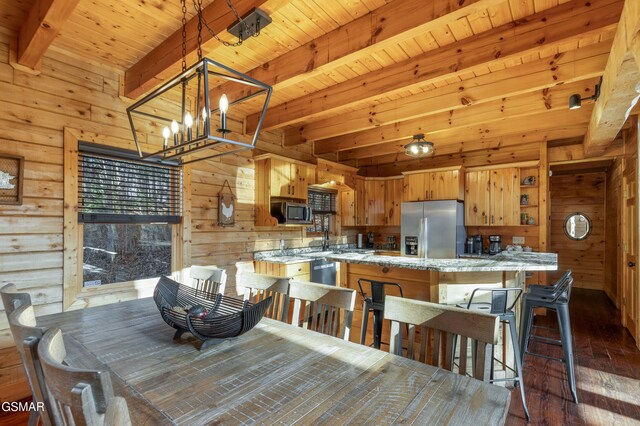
<box><xmin>520</xmin><ymin>271</ymin><xmax>578</xmax><ymax>404</ymax></box>
<box><xmin>457</xmin><ymin>287</ymin><xmax>529</xmax><ymax>422</ymax></box>
<box><xmin>357</xmin><ymin>279</ymin><xmax>404</xmax><ymax>349</ymax></box>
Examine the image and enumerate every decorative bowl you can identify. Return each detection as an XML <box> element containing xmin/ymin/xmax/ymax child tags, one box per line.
<box><xmin>153</xmin><ymin>276</ymin><xmax>272</xmax><ymax>349</ymax></box>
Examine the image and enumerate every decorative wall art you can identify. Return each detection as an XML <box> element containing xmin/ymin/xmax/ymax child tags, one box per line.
<box><xmin>0</xmin><ymin>154</ymin><xmax>23</xmax><ymax>205</ymax></box>
<box><xmin>218</xmin><ymin>179</ymin><xmax>236</xmax><ymax>227</ymax></box>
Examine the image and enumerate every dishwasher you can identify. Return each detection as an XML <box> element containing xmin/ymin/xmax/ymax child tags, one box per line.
<box><xmin>310</xmin><ymin>259</ymin><xmax>337</xmax><ymax>286</ymax></box>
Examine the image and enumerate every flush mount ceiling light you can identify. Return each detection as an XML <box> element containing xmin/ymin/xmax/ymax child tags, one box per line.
<box><xmin>404</xmin><ymin>134</ymin><xmax>435</xmax><ymax>158</ymax></box>
<box><xmin>126</xmin><ymin>0</ymin><xmax>272</xmax><ymax>165</ymax></box>
<box><xmin>569</xmin><ymin>77</ymin><xmax>602</xmax><ymax>110</ymax></box>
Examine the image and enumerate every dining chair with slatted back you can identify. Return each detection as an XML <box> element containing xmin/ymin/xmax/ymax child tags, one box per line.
<box><xmin>289</xmin><ymin>280</ymin><xmax>356</xmax><ymax>341</ymax></box>
<box><xmin>190</xmin><ymin>265</ymin><xmax>227</xmax><ymax>295</ymax></box>
<box><xmin>384</xmin><ymin>296</ymin><xmax>500</xmax><ymax>382</ymax></box>
<box><xmin>1</xmin><ymin>283</ymin><xmax>32</xmax><ymax>317</ymax></box>
<box><xmin>38</xmin><ymin>327</ymin><xmax>132</xmax><ymax>426</ymax></box>
<box><xmin>241</xmin><ymin>273</ymin><xmax>290</xmax><ymax>322</ymax></box>
<box><xmin>7</xmin><ymin>303</ymin><xmax>59</xmax><ymax>426</ymax></box>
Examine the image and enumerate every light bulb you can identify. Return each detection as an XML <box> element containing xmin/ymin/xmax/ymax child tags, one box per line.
<box><xmin>162</xmin><ymin>127</ymin><xmax>171</xmax><ymax>139</ymax></box>
<box><xmin>219</xmin><ymin>94</ymin><xmax>229</xmax><ymax>113</ymax></box>
<box><xmin>410</xmin><ymin>145</ymin><xmax>419</xmax><ymax>154</ymax></box>
<box><xmin>422</xmin><ymin>145</ymin><xmax>429</xmax><ymax>154</ymax></box>
<box><xmin>170</xmin><ymin>120</ymin><xmax>179</xmax><ymax>134</ymax></box>
<box><xmin>184</xmin><ymin>113</ymin><xmax>193</xmax><ymax>128</ymax></box>
<box><xmin>201</xmin><ymin>107</ymin><xmax>208</xmax><ymax>120</ymax></box>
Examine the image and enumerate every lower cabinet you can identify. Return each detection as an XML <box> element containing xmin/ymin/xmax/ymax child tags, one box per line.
<box><xmin>254</xmin><ymin>262</ymin><xmax>311</xmax><ymax>281</ymax></box>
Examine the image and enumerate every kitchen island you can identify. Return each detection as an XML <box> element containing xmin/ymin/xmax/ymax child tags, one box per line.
<box><xmin>254</xmin><ymin>247</ymin><xmax>558</xmax><ymax>374</ymax></box>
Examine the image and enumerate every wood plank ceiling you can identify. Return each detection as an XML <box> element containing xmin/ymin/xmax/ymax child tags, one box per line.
<box><xmin>0</xmin><ymin>0</ymin><xmax>636</xmax><ymax>175</ymax></box>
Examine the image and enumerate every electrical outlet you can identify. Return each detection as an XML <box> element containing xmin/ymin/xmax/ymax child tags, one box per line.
<box><xmin>513</xmin><ymin>236</ymin><xmax>525</xmax><ymax>245</ymax></box>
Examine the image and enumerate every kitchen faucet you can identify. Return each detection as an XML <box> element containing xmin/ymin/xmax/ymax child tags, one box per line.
<box><xmin>322</xmin><ymin>229</ymin><xmax>330</xmax><ymax>250</ymax></box>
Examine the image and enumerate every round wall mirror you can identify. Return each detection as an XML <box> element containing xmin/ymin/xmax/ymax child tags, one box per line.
<box><xmin>563</xmin><ymin>213</ymin><xmax>592</xmax><ymax>240</ymax></box>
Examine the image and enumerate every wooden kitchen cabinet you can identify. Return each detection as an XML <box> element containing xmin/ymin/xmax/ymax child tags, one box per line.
<box><xmin>403</xmin><ymin>166</ymin><xmax>464</xmax><ymax>202</ymax></box>
<box><xmin>254</xmin><ymin>154</ymin><xmax>317</xmax><ymax>226</ymax></box>
<box><xmin>356</xmin><ymin>176</ymin><xmax>366</xmax><ymax>226</ymax></box>
<box><xmin>340</xmin><ymin>189</ymin><xmax>357</xmax><ymax>226</ymax></box>
<box><xmin>385</xmin><ymin>177</ymin><xmax>403</xmax><ymax>226</ymax></box>
<box><xmin>365</xmin><ymin>179</ymin><xmax>385</xmax><ymax>226</ymax></box>
<box><xmin>464</xmin><ymin>166</ymin><xmax>520</xmax><ymax>226</ymax></box>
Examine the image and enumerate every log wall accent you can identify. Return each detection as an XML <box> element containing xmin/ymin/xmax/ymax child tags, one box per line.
<box><xmin>550</xmin><ymin>173</ymin><xmax>606</xmax><ymax>290</ymax></box>
<box><xmin>605</xmin><ymin>158</ymin><xmax>623</xmax><ymax>307</ymax></box>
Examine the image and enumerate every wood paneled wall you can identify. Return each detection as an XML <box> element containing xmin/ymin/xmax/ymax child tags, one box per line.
<box><xmin>550</xmin><ymin>173</ymin><xmax>606</xmax><ymax>290</ymax></box>
<box><xmin>0</xmin><ymin>32</ymin><xmax>326</xmax><ymax>402</ymax></box>
<box><xmin>605</xmin><ymin>158</ymin><xmax>623</xmax><ymax>307</ymax></box>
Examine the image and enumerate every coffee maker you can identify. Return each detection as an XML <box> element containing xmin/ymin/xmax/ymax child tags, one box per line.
<box><xmin>488</xmin><ymin>235</ymin><xmax>502</xmax><ymax>255</ymax></box>
<box><xmin>366</xmin><ymin>232</ymin><xmax>375</xmax><ymax>249</ymax></box>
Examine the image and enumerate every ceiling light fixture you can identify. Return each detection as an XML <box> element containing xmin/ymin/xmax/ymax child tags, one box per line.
<box><xmin>569</xmin><ymin>77</ymin><xmax>602</xmax><ymax>110</ymax></box>
<box><xmin>404</xmin><ymin>134</ymin><xmax>435</xmax><ymax>158</ymax></box>
<box><xmin>126</xmin><ymin>0</ymin><xmax>272</xmax><ymax>165</ymax></box>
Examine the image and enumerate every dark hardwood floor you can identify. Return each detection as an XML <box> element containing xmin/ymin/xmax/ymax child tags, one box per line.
<box><xmin>507</xmin><ymin>288</ymin><xmax>640</xmax><ymax>425</ymax></box>
<box><xmin>2</xmin><ymin>288</ymin><xmax>638</xmax><ymax>425</ymax></box>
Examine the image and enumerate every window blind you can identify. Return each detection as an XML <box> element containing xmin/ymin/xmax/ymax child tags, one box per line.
<box><xmin>308</xmin><ymin>189</ymin><xmax>337</xmax><ymax>214</ymax></box>
<box><xmin>78</xmin><ymin>146</ymin><xmax>182</xmax><ymax>224</ymax></box>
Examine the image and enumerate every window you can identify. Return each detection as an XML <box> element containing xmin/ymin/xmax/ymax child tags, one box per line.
<box><xmin>78</xmin><ymin>143</ymin><xmax>182</xmax><ymax>286</ymax></box>
<box><xmin>307</xmin><ymin>189</ymin><xmax>337</xmax><ymax>234</ymax></box>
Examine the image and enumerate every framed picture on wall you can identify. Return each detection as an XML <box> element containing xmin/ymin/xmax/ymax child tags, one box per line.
<box><xmin>0</xmin><ymin>154</ymin><xmax>24</xmax><ymax>205</ymax></box>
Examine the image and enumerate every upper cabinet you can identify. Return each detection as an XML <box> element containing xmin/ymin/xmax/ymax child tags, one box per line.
<box><xmin>402</xmin><ymin>166</ymin><xmax>464</xmax><ymax>202</ymax></box>
<box><xmin>364</xmin><ymin>179</ymin><xmax>386</xmax><ymax>226</ymax></box>
<box><xmin>385</xmin><ymin>177</ymin><xmax>403</xmax><ymax>226</ymax></box>
<box><xmin>254</xmin><ymin>154</ymin><xmax>317</xmax><ymax>226</ymax></box>
<box><xmin>268</xmin><ymin>157</ymin><xmax>314</xmax><ymax>199</ymax></box>
<box><xmin>464</xmin><ymin>166</ymin><xmax>520</xmax><ymax>226</ymax></box>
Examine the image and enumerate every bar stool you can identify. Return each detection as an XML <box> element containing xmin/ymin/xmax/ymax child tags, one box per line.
<box><xmin>457</xmin><ymin>288</ymin><xmax>529</xmax><ymax>422</ymax></box>
<box><xmin>357</xmin><ymin>279</ymin><xmax>403</xmax><ymax>349</ymax></box>
<box><xmin>519</xmin><ymin>271</ymin><xmax>578</xmax><ymax>404</ymax></box>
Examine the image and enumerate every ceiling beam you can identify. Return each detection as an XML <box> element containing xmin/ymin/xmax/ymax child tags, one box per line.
<box><xmin>16</xmin><ymin>0</ymin><xmax>81</xmax><ymax>69</ymax></box>
<box><xmin>348</xmin><ymin>107</ymin><xmax>592</xmax><ymax>165</ymax></box>
<box><xmin>335</xmin><ymin>78</ymin><xmax>600</xmax><ymax>161</ymax></box>
<box><xmin>583</xmin><ymin>0</ymin><xmax>640</xmax><ymax>156</ymax></box>
<box><xmin>210</xmin><ymin>0</ymin><xmax>503</xmax><ymax>103</ymax></box>
<box><xmin>312</xmin><ymin>43</ymin><xmax>609</xmax><ymax>153</ymax></box>
<box><xmin>246</xmin><ymin>0</ymin><xmax>622</xmax><ymax>133</ymax></box>
<box><xmin>123</xmin><ymin>0</ymin><xmax>283</xmax><ymax>99</ymax></box>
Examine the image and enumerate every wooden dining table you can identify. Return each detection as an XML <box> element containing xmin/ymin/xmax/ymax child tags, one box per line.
<box><xmin>37</xmin><ymin>297</ymin><xmax>511</xmax><ymax>425</ymax></box>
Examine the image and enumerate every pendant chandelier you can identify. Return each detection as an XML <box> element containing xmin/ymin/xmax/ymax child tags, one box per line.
<box><xmin>404</xmin><ymin>134</ymin><xmax>435</xmax><ymax>157</ymax></box>
<box><xmin>126</xmin><ymin>0</ymin><xmax>272</xmax><ymax>165</ymax></box>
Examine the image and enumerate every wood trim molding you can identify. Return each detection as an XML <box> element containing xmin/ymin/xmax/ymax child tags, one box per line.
<box><xmin>465</xmin><ymin>161</ymin><xmax>540</xmax><ymax>172</ymax></box>
<box><xmin>402</xmin><ymin>166</ymin><xmax>464</xmax><ymax>175</ymax></box>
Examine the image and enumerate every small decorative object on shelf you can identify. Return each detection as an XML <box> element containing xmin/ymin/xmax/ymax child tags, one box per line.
<box><xmin>154</xmin><ymin>276</ymin><xmax>271</xmax><ymax>350</ymax></box>
<box><xmin>520</xmin><ymin>194</ymin><xmax>529</xmax><ymax>206</ymax></box>
<box><xmin>527</xmin><ymin>216</ymin><xmax>535</xmax><ymax>225</ymax></box>
<box><xmin>522</xmin><ymin>176</ymin><xmax>536</xmax><ymax>186</ymax></box>
<box><xmin>521</xmin><ymin>212</ymin><xmax>529</xmax><ymax>225</ymax></box>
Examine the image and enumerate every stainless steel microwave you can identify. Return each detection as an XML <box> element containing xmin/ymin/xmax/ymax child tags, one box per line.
<box><xmin>270</xmin><ymin>200</ymin><xmax>313</xmax><ymax>225</ymax></box>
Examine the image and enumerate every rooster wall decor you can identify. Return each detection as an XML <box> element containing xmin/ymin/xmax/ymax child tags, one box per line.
<box><xmin>218</xmin><ymin>179</ymin><xmax>236</xmax><ymax>226</ymax></box>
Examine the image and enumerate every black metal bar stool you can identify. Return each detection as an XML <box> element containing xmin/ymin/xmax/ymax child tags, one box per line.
<box><xmin>519</xmin><ymin>271</ymin><xmax>578</xmax><ymax>404</ymax></box>
<box><xmin>457</xmin><ymin>287</ymin><xmax>530</xmax><ymax>422</ymax></box>
<box><xmin>357</xmin><ymin>279</ymin><xmax>403</xmax><ymax>349</ymax></box>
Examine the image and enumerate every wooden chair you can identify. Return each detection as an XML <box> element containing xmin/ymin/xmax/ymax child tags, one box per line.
<box><xmin>289</xmin><ymin>280</ymin><xmax>356</xmax><ymax>340</ymax></box>
<box><xmin>240</xmin><ymin>273</ymin><xmax>290</xmax><ymax>322</ymax></box>
<box><xmin>1</xmin><ymin>283</ymin><xmax>32</xmax><ymax>316</ymax></box>
<box><xmin>189</xmin><ymin>265</ymin><xmax>227</xmax><ymax>295</ymax></box>
<box><xmin>6</xmin><ymin>302</ymin><xmax>58</xmax><ymax>426</ymax></box>
<box><xmin>384</xmin><ymin>295</ymin><xmax>500</xmax><ymax>381</ymax></box>
<box><xmin>38</xmin><ymin>327</ymin><xmax>132</xmax><ymax>426</ymax></box>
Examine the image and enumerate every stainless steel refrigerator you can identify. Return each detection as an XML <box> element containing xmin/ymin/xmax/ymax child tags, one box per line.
<box><xmin>401</xmin><ymin>200</ymin><xmax>466</xmax><ymax>258</ymax></box>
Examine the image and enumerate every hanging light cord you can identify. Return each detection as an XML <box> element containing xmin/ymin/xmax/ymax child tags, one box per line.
<box><xmin>181</xmin><ymin>0</ymin><xmax>188</xmax><ymax>71</ymax></box>
<box><xmin>192</xmin><ymin>0</ymin><xmax>261</xmax><ymax>48</ymax></box>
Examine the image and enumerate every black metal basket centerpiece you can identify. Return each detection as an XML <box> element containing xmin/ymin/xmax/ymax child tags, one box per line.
<box><xmin>153</xmin><ymin>276</ymin><xmax>272</xmax><ymax>350</ymax></box>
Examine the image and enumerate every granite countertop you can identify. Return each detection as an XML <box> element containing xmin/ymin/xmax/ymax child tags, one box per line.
<box><xmin>254</xmin><ymin>247</ymin><xmax>557</xmax><ymax>272</ymax></box>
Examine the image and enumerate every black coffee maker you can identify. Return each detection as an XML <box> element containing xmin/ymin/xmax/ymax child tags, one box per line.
<box><xmin>488</xmin><ymin>235</ymin><xmax>502</xmax><ymax>255</ymax></box>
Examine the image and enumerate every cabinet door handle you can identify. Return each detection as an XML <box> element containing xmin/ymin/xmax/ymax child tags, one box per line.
<box><xmin>426</xmin><ymin>190</ymin><xmax>429</xmax><ymax>200</ymax></box>
<box><xmin>492</xmin><ymin>215</ymin><xmax>495</xmax><ymax>224</ymax></box>
<box><xmin>629</xmin><ymin>262</ymin><xmax>636</xmax><ymax>267</ymax></box>
<box><xmin>292</xmin><ymin>185</ymin><xmax>295</xmax><ymax>195</ymax></box>
<box><xmin>431</xmin><ymin>190</ymin><xmax>434</xmax><ymax>199</ymax></box>
<box><xmin>484</xmin><ymin>215</ymin><xmax>488</xmax><ymax>224</ymax></box>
